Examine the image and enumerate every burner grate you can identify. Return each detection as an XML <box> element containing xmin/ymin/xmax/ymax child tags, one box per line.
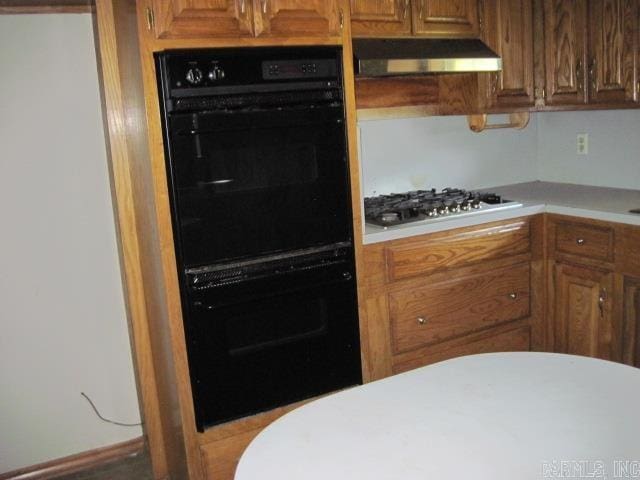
<box><xmin>364</xmin><ymin>188</ymin><xmax>507</xmax><ymax>227</ymax></box>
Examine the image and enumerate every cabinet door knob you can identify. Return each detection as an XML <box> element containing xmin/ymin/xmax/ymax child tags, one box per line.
<box><xmin>576</xmin><ymin>238</ymin><xmax>585</xmax><ymax>246</ymax></box>
<box><xmin>417</xmin><ymin>316</ymin><xmax>427</xmax><ymax>325</ymax></box>
<box><xmin>509</xmin><ymin>293</ymin><xmax>518</xmax><ymax>300</ymax></box>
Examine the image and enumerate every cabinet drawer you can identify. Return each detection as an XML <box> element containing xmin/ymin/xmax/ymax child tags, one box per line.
<box><xmin>386</xmin><ymin>220</ymin><xmax>530</xmax><ymax>281</ymax></box>
<box><xmin>555</xmin><ymin>222</ymin><xmax>614</xmax><ymax>262</ymax></box>
<box><xmin>390</xmin><ymin>263</ymin><xmax>530</xmax><ymax>353</ymax></box>
<box><xmin>393</xmin><ymin>325</ymin><xmax>532</xmax><ymax>374</ymax></box>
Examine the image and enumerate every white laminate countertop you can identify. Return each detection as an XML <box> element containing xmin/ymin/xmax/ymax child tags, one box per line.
<box><xmin>363</xmin><ymin>181</ymin><xmax>640</xmax><ymax>244</ymax></box>
<box><xmin>236</xmin><ymin>352</ymin><xmax>640</xmax><ymax>480</ymax></box>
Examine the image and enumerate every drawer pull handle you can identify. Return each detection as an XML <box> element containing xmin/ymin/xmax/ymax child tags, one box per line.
<box><xmin>509</xmin><ymin>293</ymin><xmax>518</xmax><ymax>300</ymax></box>
<box><xmin>417</xmin><ymin>316</ymin><xmax>427</xmax><ymax>325</ymax></box>
<box><xmin>576</xmin><ymin>238</ymin><xmax>585</xmax><ymax>246</ymax></box>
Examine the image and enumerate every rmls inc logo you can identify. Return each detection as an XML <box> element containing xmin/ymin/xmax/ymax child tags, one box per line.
<box><xmin>542</xmin><ymin>460</ymin><xmax>640</xmax><ymax>479</ymax></box>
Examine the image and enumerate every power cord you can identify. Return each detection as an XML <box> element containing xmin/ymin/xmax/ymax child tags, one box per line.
<box><xmin>81</xmin><ymin>392</ymin><xmax>143</xmax><ymax>427</ymax></box>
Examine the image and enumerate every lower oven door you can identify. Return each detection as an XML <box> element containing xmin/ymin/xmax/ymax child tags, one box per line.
<box><xmin>186</xmin><ymin>274</ymin><xmax>362</xmax><ymax>431</ymax></box>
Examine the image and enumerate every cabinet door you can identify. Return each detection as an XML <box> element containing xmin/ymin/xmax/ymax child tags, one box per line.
<box><xmin>350</xmin><ymin>0</ymin><xmax>412</xmax><ymax>37</ymax></box>
<box><xmin>254</xmin><ymin>0</ymin><xmax>342</xmax><ymax>37</ymax></box>
<box><xmin>622</xmin><ymin>277</ymin><xmax>640</xmax><ymax>367</ymax></box>
<box><xmin>412</xmin><ymin>0</ymin><xmax>480</xmax><ymax>38</ymax></box>
<box><xmin>150</xmin><ymin>0</ymin><xmax>254</xmax><ymax>39</ymax></box>
<box><xmin>482</xmin><ymin>0</ymin><xmax>535</xmax><ymax>108</ymax></box>
<box><xmin>543</xmin><ymin>0</ymin><xmax>588</xmax><ymax>105</ymax></box>
<box><xmin>554</xmin><ymin>263</ymin><xmax>614</xmax><ymax>360</ymax></box>
<box><xmin>587</xmin><ymin>0</ymin><xmax>637</xmax><ymax>104</ymax></box>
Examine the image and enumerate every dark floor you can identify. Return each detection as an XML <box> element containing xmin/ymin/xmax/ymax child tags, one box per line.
<box><xmin>54</xmin><ymin>450</ymin><xmax>154</xmax><ymax>480</ymax></box>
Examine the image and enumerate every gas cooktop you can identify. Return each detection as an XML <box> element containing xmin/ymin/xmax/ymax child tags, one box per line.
<box><xmin>364</xmin><ymin>188</ymin><xmax>522</xmax><ymax>227</ymax></box>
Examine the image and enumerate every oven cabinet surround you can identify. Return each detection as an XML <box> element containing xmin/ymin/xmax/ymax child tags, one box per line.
<box><xmin>97</xmin><ymin>1</ymin><xmax>367</xmax><ymax>480</ymax></box>
<box><xmin>350</xmin><ymin>0</ymin><xmax>480</xmax><ymax>38</ymax></box>
<box><xmin>359</xmin><ymin>216</ymin><xmax>547</xmax><ymax>380</ymax></box>
<box><xmin>546</xmin><ymin>215</ymin><xmax>640</xmax><ymax>365</ymax></box>
<box><xmin>149</xmin><ymin>0</ymin><xmax>343</xmax><ymax>39</ymax></box>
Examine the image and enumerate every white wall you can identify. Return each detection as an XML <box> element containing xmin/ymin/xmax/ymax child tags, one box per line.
<box><xmin>536</xmin><ymin>109</ymin><xmax>640</xmax><ymax>190</ymax></box>
<box><xmin>359</xmin><ymin>114</ymin><xmax>539</xmax><ymax>196</ymax></box>
<box><xmin>0</xmin><ymin>14</ymin><xmax>141</xmax><ymax>474</ymax></box>
<box><xmin>358</xmin><ymin>109</ymin><xmax>640</xmax><ymax>196</ymax></box>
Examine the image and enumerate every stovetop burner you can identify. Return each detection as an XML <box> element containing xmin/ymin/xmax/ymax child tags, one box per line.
<box><xmin>364</xmin><ymin>188</ymin><xmax>520</xmax><ymax>227</ymax></box>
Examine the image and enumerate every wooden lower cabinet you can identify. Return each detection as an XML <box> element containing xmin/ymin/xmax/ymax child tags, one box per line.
<box><xmin>552</xmin><ymin>262</ymin><xmax>615</xmax><ymax>360</ymax></box>
<box><xmin>200</xmin><ymin>429</ymin><xmax>262</xmax><ymax>480</ymax></box>
<box><xmin>622</xmin><ymin>277</ymin><xmax>640</xmax><ymax>367</ymax></box>
<box><xmin>360</xmin><ymin>216</ymin><xmax>543</xmax><ymax>380</ymax></box>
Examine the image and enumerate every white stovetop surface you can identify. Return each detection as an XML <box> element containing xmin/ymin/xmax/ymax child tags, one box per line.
<box><xmin>236</xmin><ymin>352</ymin><xmax>640</xmax><ymax>480</ymax></box>
<box><xmin>363</xmin><ymin>181</ymin><xmax>640</xmax><ymax>244</ymax></box>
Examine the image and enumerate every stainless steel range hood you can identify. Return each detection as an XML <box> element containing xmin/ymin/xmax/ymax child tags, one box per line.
<box><xmin>353</xmin><ymin>38</ymin><xmax>502</xmax><ymax>76</ymax></box>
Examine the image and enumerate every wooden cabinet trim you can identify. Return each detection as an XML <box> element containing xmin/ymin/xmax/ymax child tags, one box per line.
<box><xmin>622</xmin><ymin>277</ymin><xmax>640</xmax><ymax>367</ymax></box>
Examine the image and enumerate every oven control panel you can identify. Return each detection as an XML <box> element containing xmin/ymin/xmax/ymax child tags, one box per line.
<box><xmin>262</xmin><ymin>59</ymin><xmax>337</xmax><ymax>80</ymax></box>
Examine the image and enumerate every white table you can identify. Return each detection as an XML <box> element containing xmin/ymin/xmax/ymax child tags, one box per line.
<box><xmin>236</xmin><ymin>352</ymin><xmax>640</xmax><ymax>480</ymax></box>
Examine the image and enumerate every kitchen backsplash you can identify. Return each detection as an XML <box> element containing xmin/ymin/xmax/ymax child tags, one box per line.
<box><xmin>358</xmin><ymin>114</ymin><xmax>539</xmax><ymax>196</ymax></box>
<box><xmin>358</xmin><ymin>109</ymin><xmax>640</xmax><ymax>196</ymax></box>
<box><xmin>536</xmin><ymin>109</ymin><xmax>640</xmax><ymax>191</ymax></box>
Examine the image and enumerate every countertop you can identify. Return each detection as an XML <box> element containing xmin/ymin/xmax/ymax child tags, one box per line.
<box><xmin>236</xmin><ymin>352</ymin><xmax>640</xmax><ymax>480</ymax></box>
<box><xmin>363</xmin><ymin>181</ymin><xmax>640</xmax><ymax>244</ymax></box>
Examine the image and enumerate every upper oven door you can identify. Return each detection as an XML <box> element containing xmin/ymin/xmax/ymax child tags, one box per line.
<box><xmin>166</xmin><ymin>104</ymin><xmax>352</xmax><ymax>268</ymax></box>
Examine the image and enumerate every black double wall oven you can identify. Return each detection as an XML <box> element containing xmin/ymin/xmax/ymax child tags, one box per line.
<box><xmin>156</xmin><ymin>47</ymin><xmax>362</xmax><ymax>431</ymax></box>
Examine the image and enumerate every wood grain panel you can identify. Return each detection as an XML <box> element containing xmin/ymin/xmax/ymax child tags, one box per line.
<box><xmin>393</xmin><ymin>324</ymin><xmax>531</xmax><ymax>373</ymax></box>
<box><xmin>543</xmin><ymin>0</ymin><xmax>588</xmax><ymax>105</ymax></box>
<box><xmin>554</xmin><ymin>262</ymin><xmax>614</xmax><ymax>360</ymax></box>
<box><xmin>354</xmin><ymin>76</ymin><xmax>439</xmax><ymax>109</ymax></box>
<box><xmin>201</xmin><ymin>429</ymin><xmax>262</xmax><ymax>480</ymax></box>
<box><xmin>386</xmin><ymin>219</ymin><xmax>530</xmax><ymax>281</ymax></box>
<box><xmin>151</xmin><ymin>0</ymin><xmax>255</xmax><ymax>39</ymax></box>
<box><xmin>362</xmin><ymin>294</ymin><xmax>394</xmax><ymax>380</ymax></box>
<box><xmin>0</xmin><ymin>0</ymin><xmax>91</xmax><ymax>13</ymax></box>
<box><xmin>255</xmin><ymin>0</ymin><xmax>341</xmax><ymax>37</ymax></box>
<box><xmin>350</xmin><ymin>0</ymin><xmax>412</xmax><ymax>36</ymax></box>
<box><xmin>620</xmin><ymin>225</ymin><xmax>640</xmax><ymax>276</ymax></box>
<box><xmin>412</xmin><ymin>0</ymin><xmax>480</xmax><ymax>38</ymax></box>
<box><xmin>93</xmin><ymin>1</ymin><xmax>170</xmax><ymax>478</ymax></box>
<box><xmin>481</xmin><ymin>0</ymin><xmax>535</xmax><ymax>109</ymax></box>
<box><xmin>622</xmin><ymin>277</ymin><xmax>640</xmax><ymax>367</ymax></box>
<box><xmin>588</xmin><ymin>0</ymin><xmax>637</xmax><ymax>104</ymax></box>
<box><xmin>390</xmin><ymin>263</ymin><xmax>530</xmax><ymax>353</ymax></box>
<box><xmin>555</xmin><ymin>221</ymin><xmax>615</xmax><ymax>262</ymax></box>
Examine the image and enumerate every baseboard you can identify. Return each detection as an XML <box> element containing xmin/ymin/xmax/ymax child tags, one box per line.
<box><xmin>0</xmin><ymin>436</ymin><xmax>145</xmax><ymax>480</ymax></box>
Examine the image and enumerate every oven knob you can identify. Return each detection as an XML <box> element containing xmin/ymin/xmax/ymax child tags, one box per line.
<box><xmin>208</xmin><ymin>65</ymin><xmax>226</xmax><ymax>82</ymax></box>
<box><xmin>342</xmin><ymin>272</ymin><xmax>352</xmax><ymax>280</ymax></box>
<box><xmin>185</xmin><ymin>68</ymin><xmax>203</xmax><ymax>85</ymax></box>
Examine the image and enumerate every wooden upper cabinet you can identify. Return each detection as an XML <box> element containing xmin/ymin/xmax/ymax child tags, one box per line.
<box><xmin>481</xmin><ymin>0</ymin><xmax>535</xmax><ymax>108</ymax></box>
<box><xmin>254</xmin><ymin>0</ymin><xmax>342</xmax><ymax>37</ymax></box>
<box><xmin>412</xmin><ymin>0</ymin><xmax>480</xmax><ymax>38</ymax></box>
<box><xmin>150</xmin><ymin>0</ymin><xmax>255</xmax><ymax>39</ymax></box>
<box><xmin>553</xmin><ymin>262</ymin><xmax>615</xmax><ymax>360</ymax></box>
<box><xmin>148</xmin><ymin>0</ymin><xmax>341</xmax><ymax>39</ymax></box>
<box><xmin>543</xmin><ymin>0</ymin><xmax>588</xmax><ymax>105</ymax></box>
<box><xmin>350</xmin><ymin>0</ymin><xmax>412</xmax><ymax>37</ymax></box>
<box><xmin>587</xmin><ymin>0</ymin><xmax>637</xmax><ymax>105</ymax></box>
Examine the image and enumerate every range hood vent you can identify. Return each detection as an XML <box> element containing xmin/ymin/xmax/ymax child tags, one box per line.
<box><xmin>353</xmin><ymin>38</ymin><xmax>502</xmax><ymax>76</ymax></box>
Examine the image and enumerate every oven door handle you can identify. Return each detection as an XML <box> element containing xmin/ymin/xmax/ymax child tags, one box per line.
<box><xmin>190</xmin><ymin>271</ymin><xmax>354</xmax><ymax>311</ymax></box>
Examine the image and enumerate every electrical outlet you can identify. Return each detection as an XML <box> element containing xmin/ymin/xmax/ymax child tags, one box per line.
<box><xmin>577</xmin><ymin>133</ymin><xmax>589</xmax><ymax>155</ymax></box>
